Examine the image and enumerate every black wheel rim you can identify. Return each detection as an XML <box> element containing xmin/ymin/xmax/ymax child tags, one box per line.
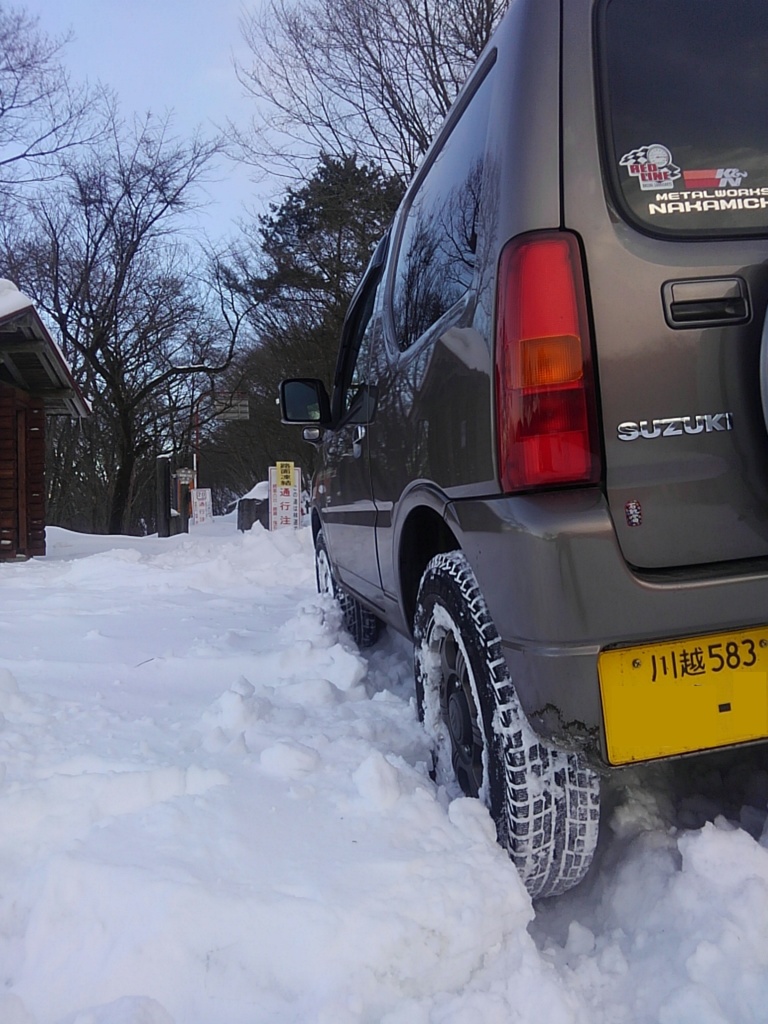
<box><xmin>433</xmin><ymin>624</ymin><xmax>484</xmax><ymax>798</ymax></box>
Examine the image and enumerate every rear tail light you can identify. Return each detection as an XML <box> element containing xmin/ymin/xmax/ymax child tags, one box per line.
<box><xmin>494</xmin><ymin>231</ymin><xmax>600</xmax><ymax>492</ymax></box>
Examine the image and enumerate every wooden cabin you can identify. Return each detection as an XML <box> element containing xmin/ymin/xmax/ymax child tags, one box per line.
<box><xmin>0</xmin><ymin>281</ymin><xmax>89</xmax><ymax>559</ymax></box>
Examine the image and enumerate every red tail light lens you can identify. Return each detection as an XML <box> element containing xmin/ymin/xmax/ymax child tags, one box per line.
<box><xmin>495</xmin><ymin>231</ymin><xmax>600</xmax><ymax>492</ymax></box>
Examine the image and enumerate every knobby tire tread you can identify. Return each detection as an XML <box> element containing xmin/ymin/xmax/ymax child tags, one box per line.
<box><xmin>414</xmin><ymin>550</ymin><xmax>600</xmax><ymax>899</ymax></box>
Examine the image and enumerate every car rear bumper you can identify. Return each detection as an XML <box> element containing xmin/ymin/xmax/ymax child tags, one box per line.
<box><xmin>446</xmin><ymin>488</ymin><xmax>768</xmax><ymax>763</ymax></box>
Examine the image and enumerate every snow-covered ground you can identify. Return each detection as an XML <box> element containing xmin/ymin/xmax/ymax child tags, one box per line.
<box><xmin>0</xmin><ymin>518</ymin><xmax>766</xmax><ymax>1024</ymax></box>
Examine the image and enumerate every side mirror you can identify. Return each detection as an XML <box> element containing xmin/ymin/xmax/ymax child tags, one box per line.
<box><xmin>279</xmin><ymin>378</ymin><xmax>331</xmax><ymax>426</ymax></box>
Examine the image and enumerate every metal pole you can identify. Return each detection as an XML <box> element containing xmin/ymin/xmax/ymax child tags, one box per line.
<box><xmin>194</xmin><ymin>402</ymin><xmax>200</xmax><ymax>489</ymax></box>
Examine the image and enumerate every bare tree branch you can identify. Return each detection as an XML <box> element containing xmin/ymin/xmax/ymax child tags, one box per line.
<box><xmin>0</xmin><ymin>111</ymin><xmax>242</xmax><ymax>534</ymax></box>
<box><xmin>0</xmin><ymin>5</ymin><xmax>105</xmax><ymax>194</ymax></box>
<box><xmin>233</xmin><ymin>0</ymin><xmax>508</xmax><ymax>179</ymax></box>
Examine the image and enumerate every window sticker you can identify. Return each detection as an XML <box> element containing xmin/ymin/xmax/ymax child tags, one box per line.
<box><xmin>646</xmin><ymin>168</ymin><xmax>762</xmax><ymax>218</ymax></box>
<box><xmin>619</xmin><ymin>144</ymin><xmax>680</xmax><ymax>191</ymax></box>
<box><xmin>646</xmin><ymin>188</ymin><xmax>768</xmax><ymax>217</ymax></box>
<box><xmin>682</xmin><ymin>168</ymin><xmax>748</xmax><ymax>189</ymax></box>
<box><xmin>620</xmin><ymin>145</ymin><xmax>763</xmax><ymax>219</ymax></box>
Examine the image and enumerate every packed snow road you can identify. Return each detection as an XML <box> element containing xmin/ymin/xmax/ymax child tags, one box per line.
<box><xmin>0</xmin><ymin>519</ymin><xmax>765</xmax><ymax>1023</ymax></box>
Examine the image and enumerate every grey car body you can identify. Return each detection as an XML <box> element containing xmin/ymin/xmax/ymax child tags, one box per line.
<box><xmin>281</xmin><ymin>0</ymin><xmax>768</xmax><ymax>894</ymax></box>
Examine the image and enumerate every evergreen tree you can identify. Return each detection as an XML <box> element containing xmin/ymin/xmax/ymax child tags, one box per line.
<box><xmin>202</xmin><ymin>153</ymin><xmax>402</xmax><ymax>501</ymax></box>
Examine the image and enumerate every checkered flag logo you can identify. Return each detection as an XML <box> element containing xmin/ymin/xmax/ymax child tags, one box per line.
<box><xmin>619</xmin><ymin>147</ymin><xmax>650</xmax><ymax>166</ymax></box>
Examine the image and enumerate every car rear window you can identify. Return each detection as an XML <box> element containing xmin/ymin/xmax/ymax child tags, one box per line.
<box><xmin>598</xmin><ymin>0</ymin><xmax>768</xmax><ymax>238</ymax></box>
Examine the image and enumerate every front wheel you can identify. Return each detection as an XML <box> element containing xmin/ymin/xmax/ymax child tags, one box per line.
<box><xmin>314</xmin><ymin>529</ymin><xmax>381</xmax><ymax>648</ymax></box>
<box><xmin>413</xmin><ymin>550</ymin><xmax>600</xmax><ymax>899</ymax></box>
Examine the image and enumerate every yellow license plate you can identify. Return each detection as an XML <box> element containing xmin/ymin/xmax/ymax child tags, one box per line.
<box><xmin>599</xmin><ymin>626</ymin><xmax>768</xmax><ymax>765</ymax></box>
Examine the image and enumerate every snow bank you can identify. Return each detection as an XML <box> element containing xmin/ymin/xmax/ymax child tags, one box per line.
<box><xmin>0</xmin><ymin>521</ymin><xmax>764</xmax><ymax>1022</ymax></box>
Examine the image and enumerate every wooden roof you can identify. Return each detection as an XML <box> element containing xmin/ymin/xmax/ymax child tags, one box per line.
<box><xmin>0</xmin><ymin>281</ymin><xmax>89</xmax><ymax>418</ymax></box>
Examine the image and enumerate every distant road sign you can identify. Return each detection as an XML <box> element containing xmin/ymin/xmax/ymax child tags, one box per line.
<box><xmin>191</xmin><ymin>488</ymin><xmax>213</xmax><ymax>525</ymax></box>
<box><xmin>213</xmin><ymin>396</ymin><xmax>250</xmax><ymax>420</ymax></box>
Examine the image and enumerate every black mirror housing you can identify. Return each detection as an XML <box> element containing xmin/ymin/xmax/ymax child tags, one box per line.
<box><xmin>279</xmin><ymin>378</ymin><xmax>332</xmax><ymax>425</ymax></box>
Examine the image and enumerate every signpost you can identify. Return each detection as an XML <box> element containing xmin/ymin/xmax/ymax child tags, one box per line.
<box><xmin>173</xmin><ymin>466</ymin><xmax>194</xmax><ymax>532</ymax></box>
<box><xmin>193</xmin><ymin>391</ymin><xmax>250</xmax><ymax>488</ymax></box>
<box><xmin>212</xmin><ymin>395</ymin><xmax>250</xmax><ymax>421</ymax></box>
<box><xmin>269</xmin><ymin>462</ymin><xmax>301</xmax><ymax>530</ymax></box>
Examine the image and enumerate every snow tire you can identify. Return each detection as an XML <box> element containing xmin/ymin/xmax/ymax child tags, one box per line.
<box><xmin>315</xmin><ymin>529</ymin><xmax>381</xmax><ymax>648</ymax></box>
<box><xmin>414</xmin><ymin>550</ymin><xmax>600</xmax><ymax>899</ymax></box>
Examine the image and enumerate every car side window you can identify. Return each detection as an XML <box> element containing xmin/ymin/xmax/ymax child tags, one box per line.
<box><xmin>334</xmin><ymin>235</ymin><xmax>390</xmax><ymax>422</ymax></box>
<box><xmin>390</xmin><ymin>65</ymin><xmax>494</xmax><ymax>352</ymax></box>
<box><xmin>341</xmin><ymin>283</ymin><xmax>378</xmax><ymax>418</ymax></box>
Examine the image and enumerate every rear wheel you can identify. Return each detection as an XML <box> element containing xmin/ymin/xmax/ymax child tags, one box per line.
<box><xmin>314</xmin><ymin>530</ymin><xmax>381</xmax><ymax>648</ymax></box>
<box><xmin>414</xmin><ymin>550</ymin><xmax>600</xmax><ymax>899</ymax></box>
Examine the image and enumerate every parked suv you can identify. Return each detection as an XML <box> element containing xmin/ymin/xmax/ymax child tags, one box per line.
<box><xmin>280</xmin><ymin>0</ymin><xmax>768</xmax><ymax>898</ymax></box>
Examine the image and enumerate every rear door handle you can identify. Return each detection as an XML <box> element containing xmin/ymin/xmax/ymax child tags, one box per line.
<box><xmin>662</xmin><ymin>277</ymin><xmax>750</xmax><ymax>329</ymax></box>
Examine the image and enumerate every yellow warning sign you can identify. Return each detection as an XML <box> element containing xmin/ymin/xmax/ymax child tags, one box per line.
<box><xmin>276</xmin><ymin>461</ymin><xmax>295</xmax><ymax>488</ymax></box>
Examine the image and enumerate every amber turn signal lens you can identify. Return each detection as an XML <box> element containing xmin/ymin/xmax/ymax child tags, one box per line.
<box><xmin>518</xmin><ymin>334</ymin><xmax>584</xmax><ymax>388</ymax></box>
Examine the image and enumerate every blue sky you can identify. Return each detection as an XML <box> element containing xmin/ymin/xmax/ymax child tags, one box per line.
<box><xmin>25</xmin><ymin>0</ymin><xmax>268</xmax><ymax>234</ymax></box>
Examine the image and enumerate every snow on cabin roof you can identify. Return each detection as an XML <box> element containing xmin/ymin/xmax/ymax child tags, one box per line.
<box><xmin>0</xmin><ymin>279</ymin><xmax>36</xmax><ymax>318</ymax></box>
<box><xmin>0</xmin><ymin>280</ymin><xmax>89</xmax><ymax>417</ymax></box>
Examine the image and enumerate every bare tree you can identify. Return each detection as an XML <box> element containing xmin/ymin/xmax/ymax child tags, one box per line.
<box><xmin>0</xmin><ymin>112</ymin><xmax>249</xmax><ymax>534</ymax></box>
<box><xmin>0</xmin><ymin>5</ymin><xmax>102</xmax><ymax>197</ymax></box>
<box><xmin>234</xmin><ymin>0</ymin><xmax>508</xmax><ymax>179</ymax></box>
